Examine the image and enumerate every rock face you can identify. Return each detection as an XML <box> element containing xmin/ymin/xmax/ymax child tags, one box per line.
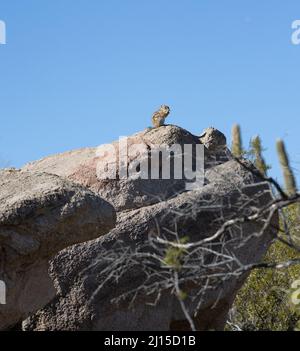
<box><xmin>24</xmin><ymin>126</ymin><xmax>192</xmax><ymax>212</ymax></box>
<box><xmin>21</xmin><ymin>125</ymin><xmax>277</xmax><ymax>331</ymax></box>
<box><xmin>24</xmin><ymin>125</ymin><xmax>229</xmax><ymax>212</ymax></box>
<box><xmin>0</xmin><ymin>169</ymin><xmax>116</xmax><ymax>330</ymax></box>
<box><xmin>199</xmin><ymin>127</ymin><xmax>227</xmax><ymax>152</ymax></box>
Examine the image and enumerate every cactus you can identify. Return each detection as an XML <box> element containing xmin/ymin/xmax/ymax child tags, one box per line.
<box><xmin>250</xmin><ymin>135</ymin><xmax>268</xmax><ymax>176</ymax></box>
<box><xmin>231</xmin><ymin>124</ymin><xmax>243</xmax><ymax>158</ymax></box>
<box><xmin>276</xmin><ymin>139</ymin><xmax>297</xmax><ymax>196</ymax></box>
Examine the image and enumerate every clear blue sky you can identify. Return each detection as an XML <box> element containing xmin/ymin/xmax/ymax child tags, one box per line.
<box><xmin>0</xmin><ymin>0</ymin><xmax>299</xmax><ymax>185</ymax></box>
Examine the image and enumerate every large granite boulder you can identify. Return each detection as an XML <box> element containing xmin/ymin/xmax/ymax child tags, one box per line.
<box><xmin>23</xmin><ymin>125</ymin><xmax>230</xmax><ymax>212</ymax></box>
<box><xmin>0</xmin><ymin>169</ymin><xmax>116</xmax><ymax>330</ymax></box>
<box><xmin>21</xmin><ymin>126</ymin><xmax>277</xmax><ymax>331</ymax></box>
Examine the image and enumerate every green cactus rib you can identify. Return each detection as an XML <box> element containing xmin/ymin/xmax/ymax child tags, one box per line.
<box><xmin>231</xmin><ymin>124</ymin><xmax>243</xmax><ymax>158</ymax></box>
<box><xmin>276</xmin><ymin>139</ymin><xmax>297</xmax><ymax>196</ymax></box>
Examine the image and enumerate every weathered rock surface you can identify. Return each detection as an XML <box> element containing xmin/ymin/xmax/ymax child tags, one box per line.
<box><xmin>23</xmin><ymin>125</ymin><xmax>230</xmax><ymax>212</ymax></box>
<box><xmin>21</xmin><ymin>126</ymin><xmax>277</xmax><ymax>331</ymax></box>
<box><xmin>199</xmin><ymin>127</ymin><xmax>227</xmax><ymax>152</ymax></box>
<box><xmin>0</xmin><ymin>169</ymin><xmax>116</xmax><ymax>330</ymax></box>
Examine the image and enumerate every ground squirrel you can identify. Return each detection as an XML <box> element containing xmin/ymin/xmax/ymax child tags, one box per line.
<box><xmin>151</xmin><ymin>105</ymin><xmax>170</xmax><ymax>128</ymax></box>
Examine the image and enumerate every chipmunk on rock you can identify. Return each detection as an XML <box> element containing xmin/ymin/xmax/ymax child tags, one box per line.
<box><xmin>151</xmin><ymin>105</ymin><xmax>170</xmax><ymax>128</ymax></box>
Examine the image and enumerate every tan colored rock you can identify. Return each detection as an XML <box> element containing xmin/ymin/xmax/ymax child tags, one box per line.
<box><xmin>23</xmin><ymin>125</ymin><xmax>202</xmax><ymax>211</ymax></box>
<box><xmin>24</xmin><ymin>126</ymin><xmax>277</xmax><ymax>331</ymax></box>
<box><xmin>0</xmin><ymin>169</ymin><xmax>116</xmax><ymax>330</ymax></box>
